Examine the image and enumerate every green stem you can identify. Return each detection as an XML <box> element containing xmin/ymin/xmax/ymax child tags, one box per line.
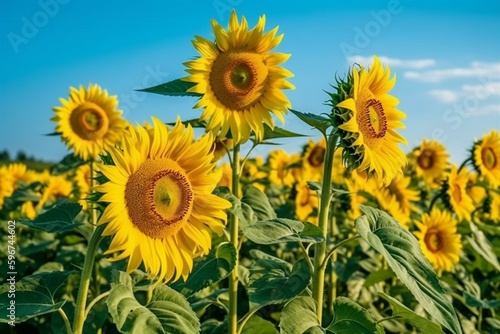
<box><xmin>72</xmin><ymin>224</ymin><xmax>105</xmax><ymax>334</ymax></box>
<box><xmin>376</xmin><ymin>315</ymin><xmax>400</xmax><ymax>324</ymax></box>
<box><xmin>427</xmin><ymin>191</ymin><xmax>441</xmax><ymax>213</ymax></box>
<box><xmin>299</xmin><ymin>242</ymin><xmax>314</xmax><ymax>274</ymax></box>
<box><xmin>322</xmin><ymin>234</ymin><xmax>361</xmax><ymax>268</ymax></box>
<box><xmin>327</xmin><ymin>214</ymin><xmax>338</xmax><ymax>315</ymax></box>
<box><xmin>311</xmin><ymin>132</ymin><xmax>337</xmax><ymax>323</ymax></box>
<box><xmin>58</xmin><ymin>308</ymin><xmax>73</xmax><ymax>334</ymax></box>
<box><xmin>84</xmin><ymin>291</ymin><xmax>110</xmax><ymax>319</ymax></box>
<box><xmin>228</xmin><ymin>144</ymin><xmax>241</xmax><ymax>334</ymax></box>
<box><xmin>236</xmin><ymin>306</ymin><xmax>264</xmax><ymax>334</ymax></box>
<box><xmin>457</xmin><ymin>157</ymin><xmax>472</xmax><ymax>173</ymax></box>
<box><xmin>89</xmin><ymin>161</ymin><xmax>101</xmax><ymax>297</ymax></box>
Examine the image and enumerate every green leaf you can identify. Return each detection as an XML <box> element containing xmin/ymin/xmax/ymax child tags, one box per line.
<box><xmin>214</xmin><ymin>187</ymin><xmax>253</xmax><ymax>230</ymax></box>
<box><xmin>107</xmin><ymin>271</ymin><xmax>200</xmax><ymax>334</ymax></box>
<box><xmin>306</xmin><ymin>181</ymin><xmax>349</xmax><ymax>196</ymax></box>
<box><xmin>138</xmin><ymin>78</ymin><xmax>199</xmax><ymax>97</ymax></box>
<box><xmin>19</xmin><ymin>202</ymin><xmax>83</xmax><ymax>233</ymax></box>
<box><xmin>241</xmin><ymin>185</ymin><xmax>277</xmax><ymax>223</ymax></box>
<box><xmin>0</xmin><ymin>271</ymin><xmax>71</xmax><ymax>323</ymax></box>
<box><xmin>463</xmin><ymin>291</ymin><xmax>500</xmax><ymax>309</ymax></box>
<box><xmin>166</xmin><ymin>118</ymin><xmax>206</xmax><ymax>128</ymax></box>
<box><xmin>364</xmin><ymin>269</ymin><xmax>394</xmax><ymax>287</ymax></box>
<box><xmin>261</xmin><ymin>125</ymin><xmax>306</xmax><ymax>141</ymax></box>
<box><xmin>355</xmin><ymin>205</ymin><xmax>462</xmax><ymax>334</ymax></box>
<box><xmin>289</xmin><ymin>109</ymin><xmax>331</xmax><ymax>134</ymax></box>
<box><xmin>171</xmin><ymin>243</ymin><xmax>236</xmax><ymax>296</ymax></box>
<box><xmin>466</xmin><ymin>222</ymin><xmax>500</xmax><ymax>271</ymax></box>
<box><xmin>244</xmin><ymin>218</ymin><xmax>323</xmax><ymax>245</ymax></box>
<box><xmin>51</xmin><ymin>153</ymin><xmax>86</xmax><ymax>175</ymax></box>
<box><xmin>248</xmin><ymin>257</ymin><xmax>310</xmax><ymax>305</ymax></box>
<box><xmin>280</xmin><ymin>296</ymin><xmax>323</xmax><ymax>334</ymax></box>
<box><xmin>326</xmin><ymin>297</ymin><xmax>383</xmax><ymax>334</ymax></box>
<box><xmin>378</xmin><ymin>292</ymin><xmax>443</xmax><ymax>334</ymax></box>
<box><xmin>241</xmin><ymin>316</ymin><xmax>278</xmax><ymax>334</ymax></box>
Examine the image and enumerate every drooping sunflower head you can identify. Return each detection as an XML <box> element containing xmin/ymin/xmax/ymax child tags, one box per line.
<box><xmin>52</xmin><ymin>84</ymin><xmax>129</xmax><ymax>161</ymax></box>
<box><xmin>411</xmin><ymin>139</ymin><xmax>449</xmax><ymax>186</ymax></box>
<box><xmin>414</xmin><ymin>208</ymin><xmax>462</xmax><ymax>275</ymax></box>
<box><xmin>96</xmin><ymin>117</ymin><xmax>231</xmax><ymax>283</ymax></box>
<box><xmin>442</xmin><ymin>165</ymin><xmax>475</xmax><ymax>222</ymax></box>
<box><xmin>471</xmin><ymin>130</ymin><xmax>500</xmax><ymax>187</ymax></box>
<box><xmin>331</xmin><ymin>56</ymin><xmax>407</xmax><ymax>186</ymax></box>
<box><xmin>183</xmin><ymin>10</ymin><xmax>295</xmax><ymax>144</ymax></box>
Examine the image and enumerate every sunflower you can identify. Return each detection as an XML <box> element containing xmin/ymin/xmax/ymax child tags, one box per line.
<box><xmin>302</xmin><ymin>138</ymin><xmax>327</xmax><ymax>180</ymax></box>
<box><xmin>466</xmin><ymin>172</ymin><xmax>486</xmax><ymax>206</ymax></box>
<box><xmin>0</xmin><ymin>165</ymin><xmax>14</xmax><ymax>208</ymax></box>
<box><xmin>183</xmin><ymin>10</ymin><xmax>294</xmax><ymax>144</ymax></box>
<box><xmin>75</xmin><ymin>164</ymin><xmax>92</xmax><ymax>210</ymax></box>
<box><xmin>334</xmin><ymin>56</ymin><xmax>407</xmax><ymax>186</ymax></box>
<box><xmin>295</xmin><ymin>171</ymin><xmax>319</xmax><ymax>224</ymax></box>
<box><xmin>216</xmin><ymin>163</ymin><xmax>233</xmax><ymax>191</ymax></box>
<box><xmin>414</xmin><ymin>209</ymin><xmax>462</xmax><ymax>275</ymax></box>
<box><xmin>444</xmin><ymin>166</ymin><xmax>475</xmax><ymax>222</ymax></box>
<box><xmin>268</xmin><ymin>149</ymin><xmax>297</xmax><ymax>188</ymax></box>
<box><xmin>344</xmin><ymin>172</ymin><xmax>377</xmax><ymax>221</ymax></box>
<box><xmin>377</xmin><ymin>174</ymin><xmax>419</xmax><ymax>227</ymax></box>
<box><xmin>472</xmin><ymin>130</ymin><xmax>500</xmax><ymax>187</ymax></box>
<box><xmin>52</xmin><ymin>84</ymin><xmax>128</xmax><ymax>161</ymax></box>
<box><xmin>96</xmin><ymin>118</ymin><xmax>231</xmax><ymax>283</ymax></box>
<box><xmin>412</xmin><ymin>140</ymin><xmax>449</xmax><ymax>186</ymax></box>
<box><xmin>38</xmin><ymin>175</ymin><xmax>73</xmax><ymax>209</ymax></box>
<box><xmin>241</xmin><ymin>157</ymin><xmax>267</xmax><ymax>192</ymax></box>
<box><xmin>212</xmin><ymin>138</ymin><xmax>234</xmax><ymax>162</ymax></box>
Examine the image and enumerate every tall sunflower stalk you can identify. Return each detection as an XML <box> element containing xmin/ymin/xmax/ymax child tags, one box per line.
<box><xmin>52</xmin><ymin>84</ymin><xmax>127</xmax><ymax>334</ymax></box>
<box><xmin>311</xmin><ymin>131</ymin><xmax>338</xmax><ymax>322</ymax></box>
<box><xmin>310</xmin><ymin>55</ymin><xmax>408</xmax><ymax>322</ymax></box>
<box><xmin>228</xmin><ymin>144</ymin><xmax>240</xmax><ymax>334</ymax></box>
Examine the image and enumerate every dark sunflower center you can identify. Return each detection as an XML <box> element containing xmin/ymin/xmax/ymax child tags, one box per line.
<box><xmin>70</xmin><ymin>102</ymin><xmax>109</xmax><ymax>140</ymax></box>
<box><xmin>417</xmin><ymin>149</ymin><xmax>434</xmax><ymax>170</ymax></box>
<box><xmin>481</xmin><ymin>147</ymin><xmax>497</xmax><ymax>170</ymax></box>
<box><xmin>125</xmin><ymin>159</ymin><xmax>193</xmax><ymax>239</ymax></box>
<box><xmin>210</xmin><ymin>51</ymin><xmax>268</xmax><ymax>111</ymax></box>
<box><xmin>308</xmin><ymin>146</ymin><xmax>326</xmax><ymax>167</ymax></box>
<box><xmin>359</xmin><ymin>98</ymin><xmax>388</xmax><ymax>140</ymax></box>
<box><xmin>425</xmin><ymin>229</ymin><xmax>443</xmax><ymax>252</ymax></box>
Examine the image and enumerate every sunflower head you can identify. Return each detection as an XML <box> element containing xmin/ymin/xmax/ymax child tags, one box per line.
<box><xmin>330</xmin><ymin>56</ymin><xmax>407</xmax><ymax>186</ymax></box>
<box><xmin>471</xmin><ymin>130</ymin><xmax>500</xmax><ymax>187</ymax></box>
<box><xmin>411</xmin><ymin>139</ymin><xmax>449</xmax><ymax>187</ymax></box>
<box><xmin>442</xmin><ymin>165</ymin><xmax>475</xmax><ymax>222</ymax></box>
<box><xmin>183</xmin><ymin>10</ymin><xmax>295</xmax><ymax>144</ymax></box>
<box><xmin>302</xmin><ymin>138</ymin><xmax>327</xmax><ymax>180</ymax></box>
<box><xmin>96</xmin><ymin>117</ymin><xmax>231</xmax><ymax>283</ymax></box>
<box><xmin>414</xmin><ymin>208</ymin><xmax>462</xmax><ymax>275</ymax></box>
<box><xmin>52</xmin><ymin>84</ymin><xmax>128</xmax><ymax>161</ymax></box>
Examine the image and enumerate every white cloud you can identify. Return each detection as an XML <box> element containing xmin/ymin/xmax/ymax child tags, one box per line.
<box><xmin>467</xmin><ymin>104</ymin><xmax>500</xmax><ymax>117</ymax></box>
<box><xmin>404</xmin><ymin>62</ymin><xmax>500</xmax><ymax>82</ymax></box>
<box><xmin>347</xmin><ymin>56</ymin><xmax>436</xmax><ymax>69</ymax></box>
<box><xmin>428</xmin><ymin>81</ymin><xmax>500</xmax><ymax>104</ymax></box>
<box><xmin>428</xmin><ymin>89</ymin><xmax>460</xmax><ymax>103</ymax></box>
<box><xmin>462</xmin><ymin>82</ymin><xmax>500</xmax><ymax>96</ymax></box>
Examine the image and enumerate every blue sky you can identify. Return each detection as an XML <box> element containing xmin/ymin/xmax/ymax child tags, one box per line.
<box><xmin>1</xmin><ymin>0</ymin><xmax>499</xmax><ymax>164</ymax></box>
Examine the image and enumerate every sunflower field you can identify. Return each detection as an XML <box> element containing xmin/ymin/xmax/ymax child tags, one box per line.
<box><xmin>1</xmin><ymin>10</ymin><xmax>500</xmax><ymax>334</ymax></box>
